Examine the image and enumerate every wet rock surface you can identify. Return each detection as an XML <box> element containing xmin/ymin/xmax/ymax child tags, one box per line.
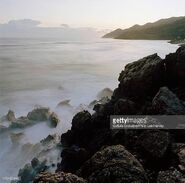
<box><xmin>6</xmin><ymin>110</ymin><xmax>16</xmax><ymax>122</ymax></box>
<box><xmin>49</xmin><ymin>112</ymin><xmax>60</xmax><ymax>128</ymax></box>
<box><xmin>0</xmin><ymin>107</ymin><xmax>60</xmax><ymax>133</ymax></box>
<box><xmin>17</xmin><ymin>158</ymin><xmax>47</xmax><ymax>183</ymax></box>
<box><xmin>27</xmin><ymin>107</ymin><xmax>51</xmax><ymax>121</ymax></box>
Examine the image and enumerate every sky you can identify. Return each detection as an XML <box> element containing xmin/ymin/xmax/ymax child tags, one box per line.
<box><xmin>0</xmin><ymin>0</ymin><xmax>185</xmax><ymax>29</ymax></box>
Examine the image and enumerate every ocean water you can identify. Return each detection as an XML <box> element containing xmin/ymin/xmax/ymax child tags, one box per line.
<box><xmin>0</xmin><ymin>38</ymin><xmax>179</xmax><ymax>181</ymax></box>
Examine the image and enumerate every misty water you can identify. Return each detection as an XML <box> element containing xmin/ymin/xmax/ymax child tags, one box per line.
<box><xmin>0</xmin><ymin>38</ymin><xmax>179</xmax><ymax>182</ymax></box>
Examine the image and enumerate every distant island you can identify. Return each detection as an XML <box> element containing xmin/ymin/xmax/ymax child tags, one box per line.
<box><xmin>103</xmin><ymin>16</ymin><xmax>185</xmax><ymax>44</ymax></box>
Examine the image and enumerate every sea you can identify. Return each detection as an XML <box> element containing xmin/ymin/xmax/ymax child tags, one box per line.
<box><xmin>0</xmin><ymin>37</ymin><xmax>179</xmax><ymax>182</ymax></box>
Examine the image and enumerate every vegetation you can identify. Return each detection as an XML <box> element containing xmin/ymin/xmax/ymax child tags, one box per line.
<box><xmin>103</xmin><ymin>16</ymin><xmax>185</xmax><ymax>41</ymax></box>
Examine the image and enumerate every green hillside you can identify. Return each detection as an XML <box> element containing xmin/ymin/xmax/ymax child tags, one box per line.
<box><xmin>103</xmin><ymin>17</ymin><xmax>185</xmax><ymax>42</ymax></box>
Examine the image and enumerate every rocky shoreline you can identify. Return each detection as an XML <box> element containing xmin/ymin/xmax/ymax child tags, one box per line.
<box><xmin>35</xmin><ymin>45</ymin><xmax>185</xmax><ymax>183</ymax></box>
<box><xmin>6</xmin><ymin>45</ymin><xmax>185</xmax><ymax>182</ymax></box>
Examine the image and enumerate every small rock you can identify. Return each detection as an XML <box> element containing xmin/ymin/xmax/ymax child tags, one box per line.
<box><xmin>6</xmin><ymin>110</ymin><xmax>16</xmax><ymax>122</ymax></box>
<box><xmin>10</xmin><ymin>116</ymin><xmax>32</xmax><ymax>129</ymax></box>
<box><xmin>27</xmin><ymin>107</ymin><xmax>51</xmax><ymax>121</ymax></box>
<box><xmin>97</xmin><ymin>88</ymin><xmax>113</xmax><ymax>99</ymax></box>
<box><xmin>57</xmin><ymin>99</ymin><xmax>72</xmax><ymax>108</ymax></box>
<box><xmin>18</xmin><ymin>159</ymin><xmax>47</xmax><ymax>183</ymax></box>
<box><xmin>31</xmin><ymin>158</ymin><xmax>40</xmax><ymax>168</ymax></box>
<box><xmin>49</xmin><ymin>112</ymin><xmax>60</xmax><ymax>128</ymax></box>
<box><xmin>88</xmin><ymin>97</ymin><xmax>110</xmax><ymax>109</ymax></box>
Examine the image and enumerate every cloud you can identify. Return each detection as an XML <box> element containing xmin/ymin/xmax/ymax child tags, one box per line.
<box><xmin>0</xmin><ymin>19</ymin><xmax>102</xmax><ymax>39</ymax></box>
<box><xmin>7</xmin><ymin>19</ymin><xmax>41</xmax><ymax>27</ymax></box>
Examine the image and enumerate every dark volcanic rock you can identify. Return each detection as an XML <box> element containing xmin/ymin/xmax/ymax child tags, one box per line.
<box><xmin>157</xmin><ymin>168</ymin><xmax>182</xmax><ymax>183</ymax></box>
<box><xmin>61</xmin><ymin>111</ymin><xmax>95</xmax><ymax>148</ymax></box>
<box><xmin>165</xmin><ymin>45</ymin><xmax>185</xmax><ymax>86</ymax></box>
<box><xmin>59</xmin><ymin>146</ymin><xmax>90</xmax><ymax>173</ymax></box>
<box><xmin>114</xmin><ymin>98</ymin><xmax>137</xmax><ymax>114</ymax></box>
<box><xmin>71</xmin><ymin>111</ymin><xmax>92</xmax><ymax>132</ymax></box>
<box><xmin>118</xmin><ymin>54</ymin><xmax>164</xmax><ymax>101</ymax></box>
<box><xmin>138</xmin><ymin>130</ymin><xmax>170</xmax><ymax>159</ymax></box>
<box><xmin>77</xmin><ymin>145</ymin><xmax>148</xmax><ymax>183</ymax></box>
<box><xmin>34</xmin><ymin>172</ymin><xmax>87</xmax><ymax>183</ymax></box>
<box><xmin>152</xmin><ymin>87</ymin><xmax>185</xmax><ymax>114</ymax></box>
<box><xmin>18</xmin><ymin>158</ymin><xmax>47</xmax><ymax>183</ymax></box>
<box><xmin>58</xmin><ymin>46</ymin><xmax>185</xmax><ymax>183</ymax></box>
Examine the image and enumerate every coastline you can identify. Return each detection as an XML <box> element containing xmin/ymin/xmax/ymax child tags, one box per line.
<box><xmin>0</xmin><ymin>40</ymin><xmax>183</xmax><ymax>183</ymax></box>
<box><xmin>33</xmin><ymin>45</ymin><xmax>185</xmax><ymax>183</ymax></box>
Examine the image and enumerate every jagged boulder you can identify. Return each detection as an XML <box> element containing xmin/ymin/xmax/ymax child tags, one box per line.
<box><xmin>27</xmin><ymin>107</ymin><xmax>60</xmax><ymax>127</ymax></box>
<box><xmin>88</xmin><ymin>97</ymin><xmax>110</xmax><ymax>109</ymax></box>
<box><xmin>71</xmin><ymin>111</ymin><xmax>92</xmax><ymax>132</ymax></box>
<box><xmin>137</xmin><ymin>130</ymin><xmax>170</xmax><ymax>159</ymax></box>
<box><xmin>60</xmin><ymin>146</ymin><xmax>89</xmax><ymax>173</ymax></box>
<box><xmin>17</xmin><ymin>158</ymin><xmax>47</xmax><ymax>183</ymax></box>
<box><xmin>77</xmin><ymin>145</ymin><xmax>148</xmax><ymax>183</ymax></box>
<box><xmin>27</xmin><ymin>107</ymin><xmax>51</xmax><ymax>121</ymax></box>
<box><xmin>152</xmin><ymin>87</ymin><xmax>185</xmax><ymax>114</ymax></box>
<box><xmin>10</xmin><ymin>116</ymin><xmax>32</xmax><ymax>128</ymax></box>
<box><xmin>34</xmin><ymin>172</ymin><xmax>87</xmax><ymax>183</ymax></box>
<box><xmin>61</xmin><ymin>111</ymin><xmax>93</xmax><ymax>148</ymax></box>
<box><xmin>6</xmin><ymin>110</ymin><xmax>16</xmax><ymax>122</ymax></box>
<box><xmin>118</xmin><ymin>54</ymin><xmax>164</xmax><ymax>100</ymax></box>
<box><xmin>49</xmin><ymin>112</ymin><xmax>60</xmax><ymax>127</ymax></box>
<box><xmin>40</xmin><ymin>134</ymin><xmax>60</xmax><ymax>147</ymax></box>
<box><xmin>57</xmin><ymin>99</ymin><xmax>72</xmax><ymax>108</ymax></box>
<box><xmin>114</xmin><ymin>98</ymin><xmax>137</xmax><ymax>114</ymax></box>
<box><xmin>97</xmin><ymin>88</ymin><xmax>113</xmax><ymax>99</ymax></box>
<box><xmin>165</xmin><ymin>45</ymin><xmax>185</xmax><ymax>86</ymax></box>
